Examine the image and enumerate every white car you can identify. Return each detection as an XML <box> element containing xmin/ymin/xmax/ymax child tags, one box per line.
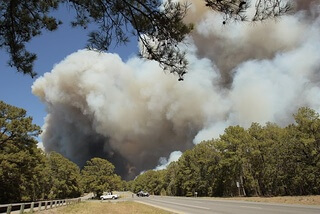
<box><xmin>100</xmin><ymin>192</ymin><xmax>119</xmax><ymax>200</ymax></box>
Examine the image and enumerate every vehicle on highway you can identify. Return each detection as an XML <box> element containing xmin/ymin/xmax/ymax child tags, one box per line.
<box><xmin>136</xmin><ymin>191</ymin><xmax>149</xmax><ymax>197</ymax></box>
<box><xmin>100</xmin><ymin>192</ymin><xmax>119</xmax><ymax>200</ymax></box>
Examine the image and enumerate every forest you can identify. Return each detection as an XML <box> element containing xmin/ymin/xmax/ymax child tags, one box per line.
<box><xmin>130</xmin><ymin>107</ymin><xmax>320</xmax><ymax>197</ymax></box>
<box><xmin>0</xmin><ymin>101</ymin><xmax>123</xmax><ymax>203</ymax></box>
<box><xmin>1</xmin><ymin>100</ymin><xmax>319</xmax><ymax>204</ymax></box>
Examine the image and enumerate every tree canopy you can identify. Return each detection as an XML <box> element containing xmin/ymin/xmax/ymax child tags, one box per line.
<box><xmin>1</xmin><ymin>100</ymin><xmax>319</xmax><ymax>201</ymax></box>
<box><xmin>0</xmin><ymin>100</ymin><xmax>47</xmax><ymax>203</ymax></box>
<box><xmin>131</xmin><ymin>107</ymin><xmax>320</xmax><ymax>197</ymax></box>
<box><xmin>47</xmin><ymin>151</ymin><xmax>83</xmax><ymax>199</ymax></box>
<box><xmin>0</xmin><ymin>100</ymin><xmax>41</xmax><ymax>147</ymax></box>
<box><xmin>0</xmin><ymin>100</ymin><xmax>123</xmax><ymax>203</ymax></box>
<box><xmin>1</xmin><ymin>0</ymin><xmax>290</xmax><ymax>80</ymax></box>
<box><xmin>205</xmin><ymin>0</ymin><xmax>290</xmax><ymax>23</ymax></box>
<box><xmin>81</xmin><ymin>157</ymin><xmax>122</xmax><ymax>197</ymax></box>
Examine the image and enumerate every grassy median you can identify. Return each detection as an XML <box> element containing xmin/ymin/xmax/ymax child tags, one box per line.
<box><xmin>38</xmin><ymin>201</ymin><xmax>173</xmax><ymax>214</ymax></box>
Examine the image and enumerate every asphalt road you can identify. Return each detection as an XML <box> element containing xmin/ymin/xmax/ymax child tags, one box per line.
<box><xmin>134</xmin><ymin>196</ymin><xmax>320</xmax><ymax>214</ymax></box>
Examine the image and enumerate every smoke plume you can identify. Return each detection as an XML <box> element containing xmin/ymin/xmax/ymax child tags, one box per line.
<box><xmin>155</xmin><ymin>151</ymin><xmax>183</xmax><ymax>171</ymax></box>
<box><xmin>32</xmin><ymin>0</ymin><xmax>320</xmax><ymax>179</ymax></box>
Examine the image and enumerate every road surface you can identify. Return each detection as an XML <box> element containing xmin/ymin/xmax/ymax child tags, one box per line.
<box><xmin>134</xmin><ymin>196</ymin><xmax>320</xmax><ymax>214</ymax></box>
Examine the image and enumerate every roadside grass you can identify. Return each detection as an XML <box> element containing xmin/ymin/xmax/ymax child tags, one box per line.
<box><xmin>38</xmin><ymin>201</ymin><xmax>173</xmax><ymax>214</ymax></box>
<box><xmin>114</xmin><ymin>191</ymin><xmax>134</xmax><ymax>199</ymax></box>
<box><xmin>217</xmin><ymin>195</ymin><xmax>320</xmax><ymax>205</ymax></box>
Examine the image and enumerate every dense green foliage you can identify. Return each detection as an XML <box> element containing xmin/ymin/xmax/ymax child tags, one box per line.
<box><xmin>2</xmin><ymin>100</ymin><xmax>319</xmax><ymax>202</ymax></box>
<box><xmin>0</xmin><ymin>101</ymin><xmax>48</xmax><ymax>203</ymax></box>
<box><xmin>0</xmin><ymin>0</ymin><xmax>61</xmax><ymax>77</ymax></box>
<box><xmin>81</xmin><ymin>157</ymin><xmax>122</xmax><ymax>197</ymax></box>
<box><xmin>0</xmin><ymin>101</ymin><xmax>123</xmax><ymax>203</ymax></box>
<box><xmin>47</xmin><ymin>152</ymin><xmax>83</xmax><ymax>199</ymax></box>
<box><xmin>131</xmin><ymin>107</ymin><xmax>320</xmax><ymax>197</ymax></box>
<box><xmin>1</xmin><ymin>0</ymin><xmax>288</xmax><ymax>79</ymax></box>
<box><xmin>131</xmin><ymin>170</ymin><xmax>166</xmax><ymax>195</ymax></box>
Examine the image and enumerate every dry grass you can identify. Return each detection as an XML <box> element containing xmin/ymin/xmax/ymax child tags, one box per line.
<box><xmin>114</xmin><ymin>191</ymin><xmax>134</xmax><ymax>199</ymax></box>
<box><xmin>38</xmin><ymin>201</ymin><xmax>173</xmax><ymax>214</ymax></box>
<box><xmin>220</xmin><ymin>195</ymin><xmax>320</xmax><ymax>205</ymax></box>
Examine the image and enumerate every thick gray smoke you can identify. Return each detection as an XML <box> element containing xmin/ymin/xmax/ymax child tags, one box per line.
<box><xmin>32</xmin><ymin>0</ymin><xmax>320</xmax><ymax>179</ymax></box>
<box><xmin>181</xmin><ymin>0</ymin><xmax>318</xmax><ymax>85</ymax></box>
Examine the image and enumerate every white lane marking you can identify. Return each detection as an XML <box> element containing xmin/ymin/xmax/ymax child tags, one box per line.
<box><xmin>135</xmin><ymin>200</ymin><xmax>184</xmax><ymax>214</ymax></box>
<box><xmin>149</xmin><ymin>199</ymin><xmax>211</xmax><ymax>210</ymax></box>
<box><xmin>191</xmin><ymin>201</ymin><xmax>205</xmax><ymax>204</ymax></box>
<box><xmin>240</xmin><ymin>205</ymin><xmax>262</xmax><ymax>209</ymax></box>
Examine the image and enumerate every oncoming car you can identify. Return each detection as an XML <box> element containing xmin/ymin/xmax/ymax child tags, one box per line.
<box><xmin>136</xmin><ymin>191</ymin><xmax>149</xmax><ymax>197</ymax></box>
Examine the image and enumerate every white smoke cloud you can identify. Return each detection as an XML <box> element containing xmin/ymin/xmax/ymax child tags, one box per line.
<box><xmin>37</xmin><ymin>142</ymin><xmax>45</xmax><ymax>151</ymax></box>
<box><xmin>193</xmin><ymin>122</ymin><xmax>229</xmax><ymax>144</ymax></box>
<box><xmin>155</xmin><ymin>151</ymin><xmax>183</xmax><ymax>170</ymax></box>
<box><xmin>32</xmin><ymin>48</ymin><xmax>226</xmax><ymax>178</ymax></box>
<box><xmin>32</xmin><ymin>0</ymin><xmax>320</xmax><ymax>179</ymax></box>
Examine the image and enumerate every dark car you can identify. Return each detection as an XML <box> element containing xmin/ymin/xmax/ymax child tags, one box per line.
<box><xmin>136</xmin><ymin>191</ymin><xmax>149</xmax><ymax>197</ymax></box>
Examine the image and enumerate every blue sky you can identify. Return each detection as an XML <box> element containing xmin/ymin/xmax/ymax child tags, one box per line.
<box><xmin>0</xmin><ymin>7</ymin><xmax>138</xmax><ymax>129</ymax></box>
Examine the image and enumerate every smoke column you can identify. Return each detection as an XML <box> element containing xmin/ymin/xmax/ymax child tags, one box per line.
<box><xmin>32</xmin><ymin>0</ymin><xmax>320</xmax><ymax>179</ymax></box>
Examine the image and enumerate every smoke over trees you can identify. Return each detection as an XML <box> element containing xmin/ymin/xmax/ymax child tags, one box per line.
<box><xmin>0</xmin><ymin>101</ymin><xmax>80</xmax><ymax>203</ymax></box>
<box><xmin>1</xmin><ymin>103</ymin><xmax>319</xmax><ymax>203</ymax></box>
<box><xmin>131</xmin><ymin>107</ymin><xmax>320</xmax><ymax>197</ymax></box>
<box><xmin>31</xmin><ymin>0</ymin><xmax>320</xmax><ymax>179</ymax></box>
<box><xmin>0</xmin><ymin>100</ymin><xmax>125</xmax><ymax>203</ymax></box>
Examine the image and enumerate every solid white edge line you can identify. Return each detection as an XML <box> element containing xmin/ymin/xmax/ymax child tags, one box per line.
<box><xmin>240</xmin><ymin>205</ymin><xmax>262</xmax><ymax>209</ymax></box>
<box><xmin>135</xmin><ymin>200</ymin><xmax>185</xmax><ymax>214</ymax></box>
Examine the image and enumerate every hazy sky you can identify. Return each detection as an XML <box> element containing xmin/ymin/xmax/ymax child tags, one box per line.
<box><xmin>0</xmin><ymin>7</ymin><xmax>138</xmax><ymax>128</ymax></box>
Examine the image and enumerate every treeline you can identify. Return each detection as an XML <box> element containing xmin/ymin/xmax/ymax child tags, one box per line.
<box><xmin>130</xmin><ymin>107</ymin><xmax>320</xmax><ymax>197</ymax></box>
<box><xmin>0</xmin><ymin>101</ymin><xmax>124</xmax><ymax>204</ymax></box>
<box><xmin>2</xmin><ymin>100</ymin><xmax>320</xmax><ymax>202</ymax></box>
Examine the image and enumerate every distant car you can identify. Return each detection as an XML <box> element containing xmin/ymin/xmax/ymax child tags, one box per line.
<box><xmin>100</xmin><ymin>192</ymin><xmax>119</xmax><ymax>200</ymax></box>
<box><xmin>136</xmin><ymin>191</ymin><xmax>149</xmax><ymax>197</ymax></box>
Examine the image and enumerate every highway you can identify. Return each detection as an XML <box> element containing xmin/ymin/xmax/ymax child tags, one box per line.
<box><xmin>134</xmin><ymin>196</ymin><xmax>320</xmax><ymax>214</ymax></box>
